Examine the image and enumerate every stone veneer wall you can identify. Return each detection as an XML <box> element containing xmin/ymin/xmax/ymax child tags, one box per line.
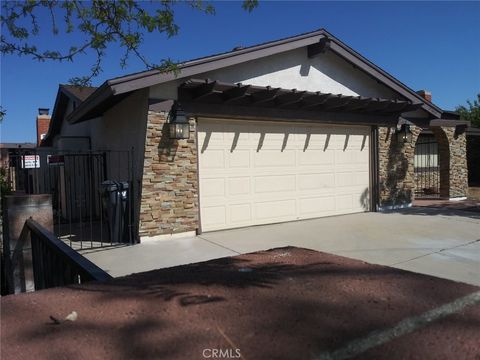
<box><xmin>431</xmin><ymin>126</ymin><xmax>468</xmax><ymax>198</ymax></box>
<box><xmin>378</xmin><ymin>125</ymin><xmax>468</xmax><ymax>207</ymax></box>
<box><xmin>378</xmin><ymin>126</ymin><xmax>421</xmax><ymax>208</ymax></box>
<box><xmin>139</xmin><ymin>111</ymin><xmax>199</xmax><ymax>238</ymax></box>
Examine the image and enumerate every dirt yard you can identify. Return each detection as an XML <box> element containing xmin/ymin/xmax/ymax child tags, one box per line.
<box><xmin>1</xmin><ymin>247</ymin><xmax>479</xmax><ymax>360</ymax></box>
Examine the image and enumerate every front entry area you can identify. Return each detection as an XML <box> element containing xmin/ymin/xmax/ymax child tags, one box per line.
<box><xmin>197</xmin><ymin>118</ymin><xmax>371</xmax><ymax>232</ymax></box>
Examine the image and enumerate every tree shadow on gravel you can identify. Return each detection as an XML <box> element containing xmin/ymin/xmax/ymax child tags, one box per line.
<box><xmin>3</xmin><ymin>247</ymin><xmax>479</xmax><ymax>360</ymax></box>
<box><xmin>67</xmin><ymin>246</ymin><xmax>478</xmax><ymax>310</ymax></box>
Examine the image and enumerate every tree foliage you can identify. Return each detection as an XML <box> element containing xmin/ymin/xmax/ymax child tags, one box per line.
<box><xmin>1</xmin><ymin>0</ymin><xmax>258</xmax><ymax>86</ymax></box>
<box><xmin>0</xmin><ymin>106</ymin><xmax>5</xmax><ymax>122</ymax></box>
<box><xmin>456</xmin><ymin>93</ymin><xmax>480</xmax><ymax>128</ymax></box>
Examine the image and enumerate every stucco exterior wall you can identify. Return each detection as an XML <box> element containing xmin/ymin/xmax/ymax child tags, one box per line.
<box><xmin>55</xmin><ymin>101</ymin><xmax>92</xmax><ymax>151</ymax></box>
<box><xmin>149</xmin><ymin>48</ymin><xmax>401</xmax><ymax>101</ymax></box>
<box><xmin>203</xmin><ymin>49</ymin><xmax>401</xmax><ymax>99</ymax></box>
<box><xmin>89</xmin><ymin>90</ymin><xmax>149</xmax><ymax>180</ymax></box>
<box><xmin>139</xmin><ymin>111</ymin><xmax>199</xmax><ymax>239</ymax></box>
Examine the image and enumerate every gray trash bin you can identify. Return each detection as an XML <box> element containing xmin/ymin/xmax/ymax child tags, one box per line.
<box><xmin>101</xmin><ymin>180</ymin><xmax>130</xmax><ymax>243</ymax></box>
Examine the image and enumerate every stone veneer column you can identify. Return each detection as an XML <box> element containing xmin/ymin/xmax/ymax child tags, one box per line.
<box><xmin>431</xmin><ymin>126</ymin><xmax>468</xmax><ymax>199</ymax></box>
<box><xmin>139</xmin><ymin>111</ymin><xmax>199</xmax><ymax>239</ymax></box>
<box><xmin>378</xmin><ymin>125</ymin><xmax>421</xmax><ymax>208</ymax></box>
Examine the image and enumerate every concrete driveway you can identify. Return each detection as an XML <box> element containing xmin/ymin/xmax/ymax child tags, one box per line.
<box><xmin>85</xmin><ymin>207</ymin><xmax>480</xmax><ymax>286</ymax></box>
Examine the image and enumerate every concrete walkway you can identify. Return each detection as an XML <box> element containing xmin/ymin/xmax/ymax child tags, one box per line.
<box><xmin>84</xmin><ymin>207</ymin><xmax>480</xmax><ymax>286</ymax></box>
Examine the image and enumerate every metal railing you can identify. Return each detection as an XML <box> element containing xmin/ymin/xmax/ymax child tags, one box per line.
<box><xmin>6</xmin><ymin>149</ymin><xmax>138</xmax><ymax>249</ymax></box>
<box><xmin>414</xmin><ymin>135</ymin><xmax>440</xmax><ymax>198</ymax></box>
<box><xmin>7</xmin><ymin>218</ymin><xmax>112</xmax><ymax>293</ymax></box>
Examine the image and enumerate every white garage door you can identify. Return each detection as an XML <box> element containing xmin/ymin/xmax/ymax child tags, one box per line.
<box><xmin>198</xmin><ymin>118</ymin><xmax>370</xmax><ymax>232</ymax></box>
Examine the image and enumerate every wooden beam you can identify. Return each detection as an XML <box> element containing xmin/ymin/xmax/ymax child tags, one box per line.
<box><xmin>358</xmin><ymin>99</ymin><xmax>392</xmax><ymax>113</ymax></box>
<box><xmin>321</xmin><ymin>95</ymin><xmax>354</xmax><ymax>110</ymax></box>
<box><xmin>376</xmin><ymin>101</ymin><xmax>410</xmax><ymax>114</ymax></box>
<box><xmin>276</xmin><ymin>90</ymin><xmax>306</xmax><ymax>108</ymax></box>
<box><xmin>190</xmin><ymin>80</ymin><xmax>218</xmax><ymax>100</ymax></box>
<box><xmin>223</xmin><ymin>84</ymin><xmax>251</xmax><ymax>103</ymax></box>
<box><xmin>307</xmin><ymin>38</ymin><xmax>331</xmax><ymax>58</ymax></box>
<box><xmin>299</xmin><ymin>93</ymin><xmax>332</xmax><ymax>110</ymax></box>
<box><xmin>251</xmin><ymin>87</ymin><xmax>281</xmax><ymax>105</ymax></box>
<box><xmin>341</xmin><ymin>98</ymin><xmax>372</xmax><ymax>112</ymax></box>
<box><xmin>183</xmin><ymin>101</ymin><xmax>399</xmax><ymax>126</ymax></box>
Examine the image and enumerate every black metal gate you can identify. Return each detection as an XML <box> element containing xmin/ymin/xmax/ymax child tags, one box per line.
<box><xmin>414</xmin><ymin>134</ymin><xmax>440</xmax><ymax>198</ymax></box>
<box><xmin>6</xmin><ymin>149</ymin><xmax>137</xmax><ymax>249</ymax></box>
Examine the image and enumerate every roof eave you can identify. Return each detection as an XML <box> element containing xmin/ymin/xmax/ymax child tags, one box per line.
<box><xmin>321</xmin><ymin>30</ymin><xmax>443</xmax><ymax>118</ymax></box>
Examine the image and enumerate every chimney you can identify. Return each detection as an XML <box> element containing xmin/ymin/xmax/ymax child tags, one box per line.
<box><xmin>36</xmin><ymin>108</ymin><xmax>51</xmax><ymax>146</ymax></box>
<box><xmin>416</xmin><ymin>90</ymin><xmax>432</xmax><ymax>103</ymax></box>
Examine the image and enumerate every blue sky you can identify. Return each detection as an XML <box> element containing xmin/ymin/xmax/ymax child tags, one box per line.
<box><xmin>1</xmin><ymin>1</ymin><xmax>479</xmax><ymax>143</ymax></box>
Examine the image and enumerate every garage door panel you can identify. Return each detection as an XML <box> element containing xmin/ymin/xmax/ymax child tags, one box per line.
<box><xmin>228</xmin><ymin>177</ymin><xmax>251</xmax><ymax>196</ymax></box>
<box><xmin>299</xmin><ymin>196</ymin><xmax>336</xmax><ymax>215</ymax></box>
<box><xmin>298</xmin><ymin>173</ymin><xmax>335</xmax><ymax>190</ymax></box>
<box><xmin>254</xmin><ymin>150</ymin><xmax>296</xmax><ymax>167</ymax></box>
<box><xmin>255</xmin><ymin>199</ymin><xmax>297</xmax><ymax>221</ymax></box>
<box><xmin>335</xmin><ymin>172</ymin><xmax>355</xmax><ymax>187</ymax></box>
<box><xmin>298</xmin><ymin>150</ymin><xmax>334</xmax><ymax>166</ymax></box>
<box><xmin>254</xmin><ymin>175</ymin><xmax>296</xmax><ymax>194</ymax></box>
<box><xmin>198</xmin><ymin>119</ymin><xmax>370</xmax><ymax>231</ymax></box>
<box><xmin>228</xmin><ymin>150</ymin><xmax>250</xmax><ymax>168</ymax></box>
<box><xmin>229</xmin><ymin>203</ymin><xmax>252</xmax><ymax>224</ymax></box>
<box><xmin>336</xmin><ymin>195</ymin><xmax>354</xmax><ymax>211</ymax></box>
<box><xmin>200</xmin><ymin>178</ymin><xmax>226</xmax><ymax>197</ymax></box>
<box><xmin>354</xmin><ymin>172</ymin><xmax>370</xmax><ymax>185</ymax></box>
<box><xmin>200</xmin><ymin>149</ymin><xmax>225</xmax><ymax>169</ymax></box>
<box><xmin>202</xmin><ymin>206</ymin><xmax>227</xmax><ymax>228</ymax></box>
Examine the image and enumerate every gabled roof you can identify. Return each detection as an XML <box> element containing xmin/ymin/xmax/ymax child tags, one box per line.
<box><xmin>68</xmin><ymin>28</ymin><xmax>447</xmax><ymax>124</ymax></box>
<box><xmin>41</xmin><ymin>85</ymin><xmax>98</xmax><ymax>146</ymax></box>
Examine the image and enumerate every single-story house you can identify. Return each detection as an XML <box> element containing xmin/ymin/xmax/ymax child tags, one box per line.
<box><xmin>41</xmin><ymin>28</ymin><xmax>470</xmax><ymax>242</ymax></box>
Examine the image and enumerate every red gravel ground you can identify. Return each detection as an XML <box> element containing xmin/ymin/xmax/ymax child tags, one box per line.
<box><xmin>1</xmin><ymin>247</ymin><xmax>479</xmax><ymax>360</ymax></box>
<box><xmin>413</xmin><ymin>199</ymin><xmax>480</xmax><ymax>213</ymax></box>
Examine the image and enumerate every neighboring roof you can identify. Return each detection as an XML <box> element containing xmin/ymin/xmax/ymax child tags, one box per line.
<box><xmin>41</xmin><ymin>85</ymin><xmax>98</xmax><ymax>146</ymax></box>
<box><xmin>0</xmin><ymin>143</ymin><xmax>36</xmax><ymax>149</ymax></box>
<box><xmin>68</xmin><ymin>28</ymin><xmax>449</xmax><ymax>123</ymax></box>
<box><xmin>60</xmin><ymin>84</ymin><xmax>97</xmax><ymax>102</ymax></box>
<box><xmin>179</xmin><ymin>78</ymin><xmax>422</xmax><ymax>115</ymax></box>
<box><xmin>440</xmin><ymin>110</ymin><xmax>461</xmax><ymax>120</ymax></box>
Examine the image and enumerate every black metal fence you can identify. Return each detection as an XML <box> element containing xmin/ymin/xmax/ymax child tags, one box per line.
<box><xmin>6</xmin><ymin>149</ymin><xmax>137</xmax><ymax>249</ymax></box>
<box><xmin>414</xmin><ymin>135</ymin><xmax>440</xmax><ymax>198</ymax></box>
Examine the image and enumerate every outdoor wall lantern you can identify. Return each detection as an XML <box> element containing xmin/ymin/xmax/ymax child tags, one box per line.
<box><xmin>168</xmin><ymin>103</ymin><xmax>190</xmax><ymax>140</ymax></box>
<box><xmin>396</xmin><ymin>123</ymin><xmax>412</xmax><ymax>144</ymax></box>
